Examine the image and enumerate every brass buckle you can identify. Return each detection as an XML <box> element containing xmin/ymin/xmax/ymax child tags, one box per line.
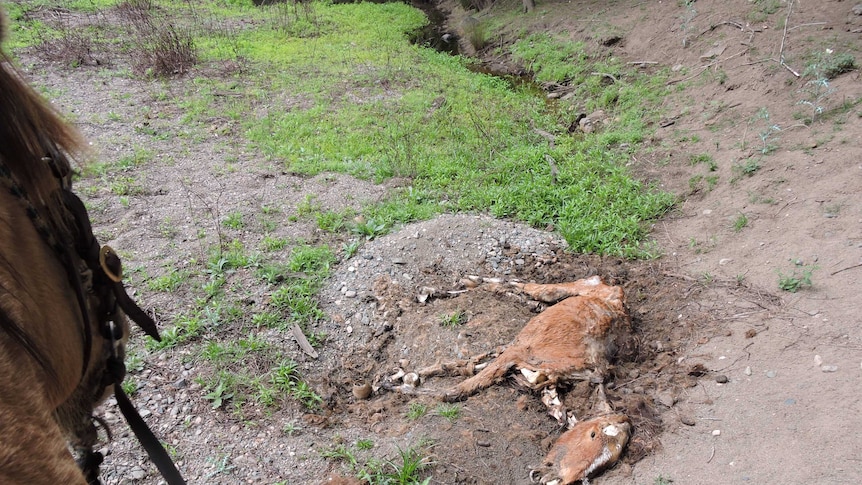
<box><xmin>99</xmin><ymin>245</ymin><xmax>123</xmax><ymax>283</ymax></box>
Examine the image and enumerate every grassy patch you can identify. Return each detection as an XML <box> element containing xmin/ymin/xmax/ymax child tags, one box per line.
<box><xmin>187</xmin><ymin>3</ymin><xmax>674</xmax><ymax>256</ymax></box>
<box><xmin>777</xmin><ymin>261</ymin><xmax>817</xmax><ymax>293</ymax></box>
<box><xmin>322</xmin><ymin>441</ymin><xmax>433</xmax><ymax>485</ymax></box>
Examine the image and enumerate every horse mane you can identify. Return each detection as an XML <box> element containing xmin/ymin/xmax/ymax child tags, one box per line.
<box><xmin>0</xmin><ymin>33</ymin><xmax>85</xmax><ymax>190</ymax></box>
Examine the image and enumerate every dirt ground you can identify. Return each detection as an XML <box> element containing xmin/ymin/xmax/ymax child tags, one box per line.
<box><xmin>10</xmin><ymin>0</ymin><xmax>862</xmax><ymax>483</ymax></box>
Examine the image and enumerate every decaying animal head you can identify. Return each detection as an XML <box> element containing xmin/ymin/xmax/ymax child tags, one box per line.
<box><xmin>532</xmin><ymin>414</ymin><xmax>631</xmax><ymax>485</ymax></box>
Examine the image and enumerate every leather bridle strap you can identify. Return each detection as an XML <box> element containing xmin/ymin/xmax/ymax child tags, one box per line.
<box><xmin>113</xmin><ymin>382</ymin><xmax>186</xmax><ymax>485</ymax></box>
<box><xmin>61</xmin><ymin>190</ymin><xmax>162</xmax><ymax>341</ymax></box>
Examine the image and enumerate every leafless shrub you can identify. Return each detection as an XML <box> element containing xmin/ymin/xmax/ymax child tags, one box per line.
<box><xmin>137</xmin><ymin>22</ymin><xmax>196</xmax><ymax>76</ymax></box>
<box><xmin>36</xmin><ymin>28</ymin><xmax>97</xmax><ymax>67</ymax></box>
<box><xmin>29</xmin><ymin>7</ymin><xmax>102</xmax><ymax>66</ymax></box>
<box><xmin>116</xmin><ymin>0</ymin><xmax>156</xmax><ymax>33</ymax></box>
<box><xmin>117</xmin><ymin>2</ymin><xmax>197</xmax><ymax>77</ymax></box>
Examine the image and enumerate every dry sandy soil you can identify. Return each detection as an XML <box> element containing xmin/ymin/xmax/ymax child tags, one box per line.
<box><xmin>10</xmin><ymin>0</ymin><xmax>862</xmax><ymax>483</ymax></box>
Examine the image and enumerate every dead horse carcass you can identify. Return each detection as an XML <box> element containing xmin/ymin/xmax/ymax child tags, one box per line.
<box><xmin>444</xmin><ymin>275</ymin><xmax>632</xmax><ymax>401</ymax></box>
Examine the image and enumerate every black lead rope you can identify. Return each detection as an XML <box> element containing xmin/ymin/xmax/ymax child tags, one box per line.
<box><xmin>113</xmin><ymin>382</ymin><xmax>186</xmax><ymax>485</ymax></box>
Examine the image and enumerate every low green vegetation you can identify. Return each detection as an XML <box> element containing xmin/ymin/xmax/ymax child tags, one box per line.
<box><xmin>778</xmin><ymin>261</ymin><xmax>817</xmax><ymax>293</ymax></box>
<box><xmin>439</xmin><ymin>310</ymin><xmax>467</xmax><ymax>327</ymax></box>
<box><xmin>11</xmin><ymin>0</ymin><xmax>675</xmax><ymax>257</ymax></box>
<box><xmin>321</xmin><ymin>440</ymin><xmax>433</xmax><ymax>485</ymax></box>
<box><xmin>732</xmin><ymin>213</ymin><xmax>748</xmax><ymax>232</ymax></box>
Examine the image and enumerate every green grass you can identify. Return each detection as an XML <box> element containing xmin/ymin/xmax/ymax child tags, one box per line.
<box><xmin>202</xmin><ymin>3</ymin><xmax>672</xmax><ymax>256</ymax></box>
<box><xmin>147</xmin><ymin>267</ymin><xmax>188</xmax><ymax>292</ymax></box>
<box><xmin>439</xmin><ymin>311</ymin><xmax>466</xmax><ymax>327</ymax></box>
<box><xmin>434</xmin><ymin>404</ymin><xmax>460</xmax><ymax>423</ymax></box>
<box><xmin>777</xmin><ymin>262</ymin><xmax>817</xmax><ymax>293</ymax></box>
<box><xmin>732</xmin><ymin>213</ymin><xmax>748</xmax><ymax>232</ymax></box>
<box><xmin>11</xmin><ymin>0</ymin><xmax>675</xmax><ymax>257</ymax></box>
<box><xmin>322</xmin><ymin>441</ymin><xmax>433</xmax><ymax>485</ymax></box>
<box><xmin>406</xmin><ymin>402</ymin><xmax>428</xmax><ymax>421</ymax></box>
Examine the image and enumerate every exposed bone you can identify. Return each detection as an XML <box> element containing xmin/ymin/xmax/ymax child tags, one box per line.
<box><xmin>511</xmin><ymin>275</ymin><xmax>604</xmax><ymax>303</ymax></box>
<box><xmin>352</xmin><ymin>383</ymin><xmax>372</xmax><ymax>400</ymax></box>
<box><xmin>402</xmin><ymin>372</ymin><xmax>420</xmax><ymax>387</ymax></box>
<box><xmin>541</xmin><ymin>387</ymin><xmax>566</xmax><ymax>424</ymax></box>
<box><xmin>415</xmin><ymin>352</ymin><xmax>495</xmax><ymax>378</ymax></box>
<box><xmin>521</xmin><ymin>368</ymin><xmax>548</xmax><ymax>385</ymax></box>
<box><xmin>417</xmin><ymin>286</ymin><xmax>468</xmax><ymax>303</ymax></box>
<box><xmin>390</xmin><ymin>368</ymin><xmax>405</xmax><ymax>381</ymax></box>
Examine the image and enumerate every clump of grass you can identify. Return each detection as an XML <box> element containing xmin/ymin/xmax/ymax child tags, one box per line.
<box><xmin>689</xmin><ymin>153</ymin><xmax>717</xmax><ymax>171</ymax></box>
<box><xmin>732</xmin><ymin>212</ymin><xmax>748</xmax><ymax>232</ymax></box>
<box><xmin>435</xmin><ymin>404</ymin><xmax>460</xmax><ymax>423</ymax></box>
<box><xmin>265</xmin><ymin>360</ymin><xmax>323</xmax><ymax>409</ymax></box>
<box><xmin>777</xmin><ymin>261</ymin><xmax>817</xmax><ymax>292</ymax></box>
<box><xmin>352</xmin><ymin>218</ymin><xmax>388</xmax><ymax>240</ymax></box>
<box><xmin>323</xmin><ymin>441</ymin><xmax>433</xmax><ymax>485</ymax></box>
<box><xmin>406</xmin><ymin>402</ymin><xmax>428</xmax><ymax>421</ymax></box>
<box><xmin>147</xmin><ymin>267</ymin><xmax>188</xmax><ymax>292</ymax></box>
<box><xmin>732</xmin><ymin>158</ymin><xmax>761</xmax><ymax>182</ymax></box>
<box><xmin>439</xmin><ymin>310</ymin><xmax>466</xmax><ymax>327</ymax></box>
<box><xmin>222</xmin><ymin>211</ymin><xmax>244</xmax><ymax>229</ymax></box>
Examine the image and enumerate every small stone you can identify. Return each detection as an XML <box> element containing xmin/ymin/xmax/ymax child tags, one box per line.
<box><xmin>814</xmin><ymin>355</ymin><xmax>823</xmax><ymax>366</ymax></box>
<box><xmin>347</xmin><ymin>266</ymin><xmax>356</xmax><ymax>272</ymax></box>
<box><xmin>715</xmin><ymin>375</ymin><xmax>729</xmax><ymax>384</ymax></box>
<box><xmin>352</xmin><ymin>383</ymin><xmax>372</xmax><ymax>400</ymax></box>
<box><xmin>719</xmin><ymin>258</ymin><xmax>732</xmax><ymax>265</ymax></box>
<box><xmin>345</xmin><ymin>290</ymin><xmax>357</xmax><ymax>298</ymax></box>
<box><xmin>130</xmin><ymin>468</ymin><xmax>146</xmax><ymax>480</ymax></box>
<box><xmin>712</xmin><ymin>429</ymin><xmax>721</xmax><ymax>436</ymax></box>
<box><xmin>657</xmin><ymin>391</ymin><xmax>675</xmax><ymax>408</ymax></box>
<box><xmin>680</xmin><ymin>414</ymin><xmax>696</xmax><ymax>426</ymax></box>
<box><xmin>477</xmin><ymin>440</ymin><xmax>491</xmax><ymax>447</ymax></box>
<box><xmin>346</xmin><ymin>325</ymin><xmax>353</xmax><ymax>334</ymax></box>
<box><xmin>853</xmin><ymin>4</ymin><xmax>862</xmax><ymax>15</ymax></box>
<box><xmin>172</xmin><ymin>378</ymin><xmax>188</xmax><ymax>389</ymax></box>
<box><xmin>784</xmin><ymin>398</ymin><xmax>796</xmax><ymax>405</ymax></box>
<box><xmin>392</xmin><ymin>258</ymin><xmax>406</xmax><ymax>265</ymax></box>
<box><xmin>703</xmin><ymin>209</ymin><xmax>713</xmax><ymax>215</ymax></box>
<box><xmin>821</xmin><ymin>365</ymin><xmax>838</xmax><ymax>372</ymax></box>
<box><xmin>744</xmin><ymin>366</ymin><xmax>752</xmax><ymax>376</ymax></box>
<box><xmin>766</xmin><ymin>370</ymin><xmax>776</xmax><ymax>378</ymax></box>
